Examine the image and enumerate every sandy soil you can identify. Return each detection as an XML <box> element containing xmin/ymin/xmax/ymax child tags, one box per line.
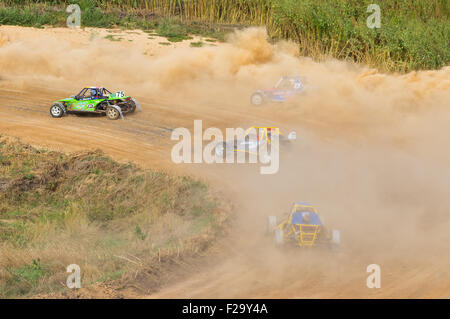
<box><xmin>0</xmin><ymin>25</ymin><xmax>449</xmax><ymax>298</ymax></box>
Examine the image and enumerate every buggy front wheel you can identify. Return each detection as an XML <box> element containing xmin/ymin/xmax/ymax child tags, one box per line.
<box><xmin>274</xmin><ymin>229</ymin><xmax>284</xmax><ymax>245</ymax></box>
<box><xmin>266</xmin><ymin>216</ymin><xmax>277</xmax><ymax>235</ymax></box>
<box><xmin>50</xmin><ymin>103</ymin><xmax>64</xmax><ymax>118</ymax></box>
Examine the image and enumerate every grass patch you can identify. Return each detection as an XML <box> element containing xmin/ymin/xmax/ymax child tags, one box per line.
<box><xmin>156</xmin><ymin>19</ymin><xmax>194</xmax><ymax>42</ymax></box>
<box><xmin>104</xmin><ymin>34</ymin><xmax>123</xmax><ymax>42</ymax></box>
<box><xmin>6</xmin><ymin>259</ymin><xmax>49</xmax><ymax>296</ymax></box>
<box><xmin>190</xmin><ymin>41</ymin><xmax>204</xmax><ymax>48</ymax></box>
<box><xmin>0</xmin><ymin>137</ymin><xmax>226</xmax><ymax>298</ymax></box>
<box><xmin>0</xmin><ymin>3</ymin><xmax>228</xmax><ymax>43</ymax></box>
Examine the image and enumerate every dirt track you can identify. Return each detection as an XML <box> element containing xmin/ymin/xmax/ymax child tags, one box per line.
<box><xmin>0</xmin><ymin>26</ymin><xmax>449</xmax><ymax>298</ymax></box>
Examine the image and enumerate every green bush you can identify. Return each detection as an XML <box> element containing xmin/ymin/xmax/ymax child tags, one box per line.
<box><xmin>271</xmin><ymin>0</ymin><xmax>449</xmax><ymax>71</ymax></box>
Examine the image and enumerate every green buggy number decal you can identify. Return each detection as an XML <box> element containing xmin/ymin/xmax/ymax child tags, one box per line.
<box><xmin>112</xmin><ymin>91</ymin><xmax>125</xmax><ymax>98</ymax></box>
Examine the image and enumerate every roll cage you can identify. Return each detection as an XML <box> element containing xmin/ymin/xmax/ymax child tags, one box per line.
<box><xmin>278</xmin><ymin>203</ymin><xmax>323</xmax><ymax>246</ymax></box>
<box><xmin>274</xmin><ymin>76</ymin><xmax>303</xmax><ymax>91</ymax></box>
<box><xmin>75</xmin><ymin>87</ymin><xmax>112</xmax><ymax>100</ymax></box>
<box><xmin>292</xmin><ymin>203</ymin><xmax>318</xmax><ymax>214</ymax></box>
<box><xmin>244</xmin><ymin>126</ymin><xmax>281</xmax><ymax>143</ymax></box>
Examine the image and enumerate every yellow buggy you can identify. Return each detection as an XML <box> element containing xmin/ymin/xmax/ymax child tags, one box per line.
<box><xmin>267</xmin><ymin>202</ymin><xmax>340</xmax><ymax>249</ymax></box>
<box><xmin>214</xmin><ymin>126</ymin><xmax>296</xmax><ymax>159</ymax></box>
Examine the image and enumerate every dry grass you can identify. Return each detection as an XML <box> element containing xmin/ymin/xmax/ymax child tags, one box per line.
<box><xmin>0</xmin><ymin>136</ymin><xmax>228</xmax><ymax>298</ymax></box>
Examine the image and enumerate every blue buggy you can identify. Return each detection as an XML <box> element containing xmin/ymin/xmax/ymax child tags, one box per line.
<box><xmin>251</xmin><ymin>76</ymin><xmax>304</xmax><ymax>106</ymax></box>
<box><xmin>266</xmin><ymin>202</ymin><xmax>340</xmax><ymax>249</ymax></box>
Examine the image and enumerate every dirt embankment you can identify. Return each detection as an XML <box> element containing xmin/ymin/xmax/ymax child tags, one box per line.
<box><xmin>0</xmin><ymin>136</ymin><xmax>229</xmax><ymax>298</ymax></box>
<box><xmin>0</xmin><ymin>25</ymin><xmax>449</xmax><ymax>298</ymax></box>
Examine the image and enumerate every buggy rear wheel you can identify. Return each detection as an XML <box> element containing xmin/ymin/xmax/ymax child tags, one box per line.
<box><xmin>251</xmin><ymin>92</ymin><xmax>264</xmax><ymax>106</ymax></box>
<box><xmin>126</xmin><ymin>100</ymin><xmax>136</xmax><ymax>114</ymax></box>
<box><xmin>106</xmin><ymin>106</ymin><xmax>120</xmax><ymax>120</ymax></box>
<box><xmin>50</xmin><ymin>103</ymin><xmax>64</xmax><ymax>118</ymax></box>
<box><xmin>274</xmin><ymin>229</ymin><xmax>284</xmax><ymax>245</ymax></box>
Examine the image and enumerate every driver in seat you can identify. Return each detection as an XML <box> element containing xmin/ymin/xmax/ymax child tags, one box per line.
<box><xmin>91</xmin><ymin>88</ymin><xmax>101</xmax><ymax>99</ymax></box>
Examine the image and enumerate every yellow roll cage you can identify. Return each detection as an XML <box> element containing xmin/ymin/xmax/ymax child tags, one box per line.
<box><xmin>276</xmin><ymin>204</ymin><xmax>322</xmax><ymax>247</ymax></box>
<box><xmin>244</xmin><ymin>126</ymin><xmax>281</xmax><ymax>144</ymax></box>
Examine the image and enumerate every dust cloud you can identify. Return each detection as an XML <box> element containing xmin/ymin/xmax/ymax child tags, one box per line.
<box><xmin>1</xmin><ymin>26</ymin><xmax>449</xmax><ymax>297</ymax></box>
<box><xmin>1</xmin><ymin>27</ymin><xmax>448</xmax><ymax>132</ymax></box>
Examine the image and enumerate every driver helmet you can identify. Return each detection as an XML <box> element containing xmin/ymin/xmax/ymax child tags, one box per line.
<box><xmin>302</xmin><ymin>213</ymin><xmax>311</xmax><ymax>224</ymax></box>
